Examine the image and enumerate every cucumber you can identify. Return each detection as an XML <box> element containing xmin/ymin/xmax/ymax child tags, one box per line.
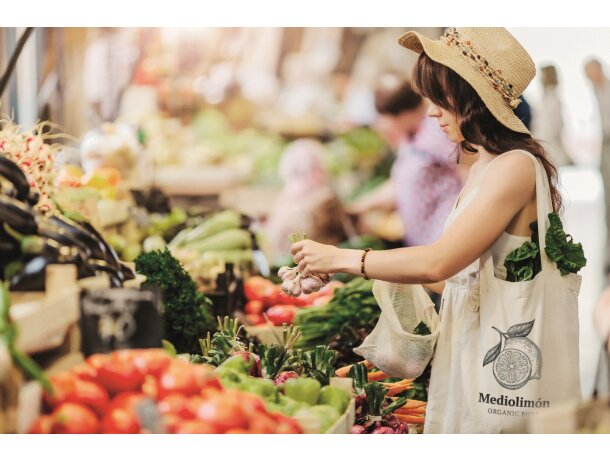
<box><xmin>180</xmin><ymin>210</ymin><xmax>243</xmax><ymax>246</ymax></box>
<box><xmin>187</xmin><ymin>228</ymin><xmax>252</xmax><ymax>253</ymax></box>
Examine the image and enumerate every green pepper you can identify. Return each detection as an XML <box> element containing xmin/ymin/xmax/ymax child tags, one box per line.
<box><xmin>240</xmin><ymin>376</ymin><xmax>276</xmax><ymax>398</ymax></box>
<box><xmin>275</xmin><ymin>394</ymin><xmax>308</xmax><ymax>416</ymax></box>
<box><xmin>296</xmin><ymin>405</ymin><xmax>341</xmax><ymax>433</ymax></box>
<box><xmin>218</xmin><ymin>354</ymin><xmax>253</xmax><ymax>374</ymax></box>
<box><xmin>216</xmin><ymin>366</ymin><xmax>246</xmax><ymax>387</ymax></box>
<box><xmin>318</xmin><ymin>386</ymin><xmax>351</xmax><ymax>414</ymax></box>
<box><xmin>284</xmin><ymin>377</ymin><xmax>321</xmax><ymax>406</ymax></box>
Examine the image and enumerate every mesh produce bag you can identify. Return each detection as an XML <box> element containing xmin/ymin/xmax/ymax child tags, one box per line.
<box><xmin>353</xmin><ymin>280</ymin><xmax>440</xmax><ymax>379</ymax></box>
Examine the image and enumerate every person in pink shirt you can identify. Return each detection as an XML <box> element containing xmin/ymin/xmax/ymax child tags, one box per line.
<box><xmin>348</xmin><ymin>76</ymin><xmax>465</xmax><ymax>247</ymax></box>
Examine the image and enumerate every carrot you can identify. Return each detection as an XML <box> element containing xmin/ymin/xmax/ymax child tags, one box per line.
<box><xmin>395</xmin><ymin>406</ymin><xmax>426</xmax><ymax>416</ymax></box>
<box><xmin>335</xmin><ymin>360</ymin><xmax>374</xmax><ymax>378</ymax></box>
<box><xmin>392</xmin><ymin>399</ymin><xmax>427</xmax><ymax>409</ymax></box>
<box><xmin>367</xmin><ymin>371</ymin><xmax>389</xmax><ymax>382</ymax></box>
<box><xmin>386</xmin><ymin>384</ymin><xmax>413</xmax><ymax>397</ymax></box>
<box><xmin>395</xmin><ymin>414</ymin><xmax>425</xmax><ymax>424</ymax></box>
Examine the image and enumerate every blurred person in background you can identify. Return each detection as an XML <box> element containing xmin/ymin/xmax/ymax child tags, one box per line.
<box><xmin>347</xmin><ymin>76</ymin><xmax>464</xmax><ymax>248</ymax></box>
<box><xmin>586</xmin><ymin>58</ymin><xmax>610</xmax><ymax>275</ymax></box>
<box><xmin>532</xmin><ymin>65</ymin><xmax>573</xmax><ymax>167</ymax></box>
<box><xmin>84</xmin><ymin>28</ymin><xmax>139</xmax><ymax>125</ymax></box>
<box><xmin>263</xmin><ymin>139</ymin><xmax>348</xmax><ymax>264</ymax></box>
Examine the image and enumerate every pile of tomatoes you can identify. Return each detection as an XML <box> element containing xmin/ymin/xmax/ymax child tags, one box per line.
<box><xmin>243</xmin><ymin>276</ymin><xmax>343</xmax><ymax>326</ymax></box>
<box><xmin>28</xmin><ymin>349</ymin><xmax>302</xmax><ymax>434</ymax></box>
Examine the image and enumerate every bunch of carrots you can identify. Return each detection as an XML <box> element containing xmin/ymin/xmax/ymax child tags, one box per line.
<box><xmin>336</xmin><ymin>360</ymin><xmax>426</xmax><ymax>426</ymax></box>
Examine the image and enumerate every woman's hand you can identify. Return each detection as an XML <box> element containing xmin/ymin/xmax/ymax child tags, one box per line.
<box><xmin>290</xmin><ymin>239</ymin><xmax>360</xmax><ymax>277</ymax></box>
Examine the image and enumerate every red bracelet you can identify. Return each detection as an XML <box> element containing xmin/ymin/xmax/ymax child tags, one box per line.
<box><xmin>361</xmin><ymin>248</ymin><xmax>372</xmax><ymax>280</ymax></box>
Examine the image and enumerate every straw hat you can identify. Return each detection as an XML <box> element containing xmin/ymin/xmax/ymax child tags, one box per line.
<box><xmin>398</xmin><ymin>27</ymin><xmax>535</xmax><ymax>134</ymax></box>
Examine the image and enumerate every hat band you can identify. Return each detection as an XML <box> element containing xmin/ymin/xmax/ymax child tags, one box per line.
<box><xmin>441</xmin><ymin>28</ymin><xmax>522</xmax><ymax>109</ymax></box>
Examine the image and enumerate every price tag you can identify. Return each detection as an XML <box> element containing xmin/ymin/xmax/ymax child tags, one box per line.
<box><xmin>80</xmin><ymin>287</ymin><xmax>163</xmax><ymax>356</ymax></box>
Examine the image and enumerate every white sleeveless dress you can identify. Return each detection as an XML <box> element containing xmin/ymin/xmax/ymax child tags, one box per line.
<box><xmin>424</xmin><ymin>187</ymin><xmax>531</xmax><ymax>434</ymax></box>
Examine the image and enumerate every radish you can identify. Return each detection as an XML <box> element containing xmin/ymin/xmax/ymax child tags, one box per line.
<box><xmin>372</xmin><ymin>426</ymin><xmax>396</xmax><ymax>434</ymax></box>
<box><xmin>273</xmin><ymin>371</ymin><xmax>299</xmax><ymax>386</ymax></box>
<box><xmin>351</xmin><ymin>425</ymin><xmax>368</xmax><ymax>434</ymax></box>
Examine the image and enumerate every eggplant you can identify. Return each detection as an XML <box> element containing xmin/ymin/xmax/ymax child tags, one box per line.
<box><xmin>37</xmin><ymin>221</ymin><xmax>93</xmax><ymax>259</ymax></box>
<box><xmin>0</xmin><ymin>155</ymin><xmax>30</xmax><ymax>202</ymax></box>
<box><xmin>0</xmin><ymin>195</ymin><xmax>38</xmax><ymax>235</ymax></box>
<box><xmin>85</xmin><ymin>259</ymin><xmax>124</xmax><ymax>287</ymax></box>
<box><xmin>9</xmin><ymin>240</ymin><xmax>84</xmax><ymax>291</ymax></box>
<box><xmin>119</xmin><ymin>263</ymin><xmax>136</xmax><ymax>281</ymax></box>
<box><xmin>48</xmin><ymin>215</ymin><xmax>108</xmax><ymax>261</ymax></box>
<box><xmin>79</xmin><ymin>220</ymin><xmax>123</xmax><ymax>268</ymax></box>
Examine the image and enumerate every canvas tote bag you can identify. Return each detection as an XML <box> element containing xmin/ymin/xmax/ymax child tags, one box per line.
<box><xmin>470</xmin><ymin>152</ymin><xmax>582</xmax><ymax>432</ymax></box>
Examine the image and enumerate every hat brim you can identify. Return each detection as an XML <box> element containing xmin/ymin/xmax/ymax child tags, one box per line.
<box><xmin>398</xmin><ymin>31</ymin><xmax>530</xmax><ymax>135</ymax></box>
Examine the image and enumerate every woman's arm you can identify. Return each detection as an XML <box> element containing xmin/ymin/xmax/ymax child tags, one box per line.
<box><xmin>423</xmin><ymin>281</ymin><xmax>445</xmax><ymax>295</ymax></box>
<box><xmin>292</xmin><ymin>152</ymin><xmax>536</xmax><ymax>284</ymax></box>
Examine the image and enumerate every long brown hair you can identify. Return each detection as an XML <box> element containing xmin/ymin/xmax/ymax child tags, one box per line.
<box><xmin>412</xmin><ymin>53</ymin><xmax>562</xmax><ymax>212</ymax></box>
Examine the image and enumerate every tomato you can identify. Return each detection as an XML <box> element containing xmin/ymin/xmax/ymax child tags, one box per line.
<box><xmin>141</xmin><ymin>374</ymin><xmax>159</xmax><ymax>400</ymax></box>
<box><xmin>275</xmin><ymin>290</ymin><xmax>308</xmax><ymax>307</ymax></box>
<box><xmin>191</xmin><ymin>393</ymin><xmax>247</xmax><ymax>432</ymax></box>
<box><xmin>265</xmin><ymin>305</ymin><xmax>298</xmax><ymax>326</ymax></box>
<box><xmin>51</xmin><ymin>403</ymin><xmax>100</xmax><ymax>434</ymax></box>
<box><xmin>28</xmin><ymin>415</ymin><xmax>53</xmax><ymax>434</ymax></box>
<box><xmin>132</xmin><ymin>349</ymin><xmax>172</xmax><ymax>377</ymax></box>
<box><xmin>233</xmin><ymin>392</ymin><xmax>266</xmax><ymax>418</ymax></box>
<box><xmin>225</xmin><ymin>428</ymin><xmax>250</xmax><ymax>434</ymax></box>
<box><xmin>43</xmin><ymin>373</ymin><xmax>76</xmax><ymax>409</ymax></box>
<box><xmin>66</xmin><ymin>379</ymin><xmax>109</xmax><ymax>415</ymax></box>
<box><xmin>157</xmin><ymin>361</ymin><xmax>200</xmax><ymax>399</ymax></box>
<box><xmin>71</xmin><ymin>363</ymin><xmax>98</xmax><ymax>383</ymax></box>
<box><xmin>158</xmin><ymin>394</ymin><xmax>194</xmax><ymax>419</ymax></box>
<box><xmin>108</xmin><ymin>392</ymin><xmax>148</xmax><ymax>412</ymax></box>
<box><xmin>85</xmin><ymin>353</ymin><xmax>109</xmax><ymax>371</ymax></box>
<box><xmin>245</xmin><ymin>313</ymin><xmax>265</xmax><ymax>325</ymax></box>
<box><xmin>161</xmin><ymin>414</ymin><xmax>182</xmax><ymax>434</ymax></box>
<box><xmin>102</xmin><ymin>408</ymin><xmax>140</xmax><ymax>434</ymax></box>
<box><xmin>97</xmin><ymin>354</ymin><xmax>145</xmax><ymax>394</ymax></box>
<box><xmin>174</xmin><ymin>420</ymin><xmax>220</xmax><ymax>434</ymax></box>
<box><xmin>244</xmin><ymin>276</ymin><xmax>271</xmax><ymax>302</ymax></box>
<box><xmin>244</xmin><ymin>300</ymin><xmax>265</xmax><ymax>315</ymax></box>
<box><xmin>248</xmin><ymin>413</ymin><xmax>278</xmax><ymax>434</ymax></box>
<box><xmin>271</xmin><ymin>412</ymin><xmax>303</xmax><ymax>434</ymax></box>
<box><xmin>311</xmin><ymin>295</ymin><xmax>333</xmax><ymax>306</ymax></box>
<box><xmin>190</xmin><ymin>363</ymin><xmax>221</xmax><ymax>390</ymax></box>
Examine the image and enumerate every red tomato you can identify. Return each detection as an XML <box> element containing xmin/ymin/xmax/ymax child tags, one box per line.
<box><xmin>51</xmin><ymin>403</ymin><xmax>100</xmax><ymax>434</ymax></box>
<box><xmin>265</xmin><ymin>305</ymin><xmax>298</xmax><ymax>326</ymax></box>
<box><xmin>271</xmin><ymin>412</ymin><xmax>303</xmax><ymax>434</ymax></box>
<box><xmin>244</xmin><ymin>276</ymin><xmax>271</xmax><ymax>302</ymax></box>
<box><xmin>248</xmin><ymin>413</ymin><xmax>278</xmax><ymax>434</ymax></box>
<box><xmin>97</xmin><ymin>354</ymin><xmax>145</xmax><ymax>394</ymax></box>
<box><xmin>141</xmin><ymin>374</ymin><xmax>159</xmax><ymax>400</ymax></box>
<box><xmin>191</xmin><ymin>394</ymin><xmax>247</xmax><ymax>432</ymax></box>
<box><xmin>161</xmin><ymin>414</ymin><xmax>182</xmax><ymax>434</ymax></box>
<box><xmin>275</xmin><ymin>290</ymin><xmax>308</xmax><ymax>307</ymax></box>
<box><xmin>85</xmin><ymin>353</ymin><xmax>110</xmax><ymax>371</ymax></box>
<box><xmin>66</xmin><ymin>379</ymin><xmax>109</xmax><ymax>415</ymax></box>
<box><xmin>43</xmin><ymin>373</ymin><xmax>76</xmax><ymax>409</ymax></box>
<box><xmin>108</xmin><ymin>392</ymin><xmax>148</xmax><ymax>412</ymax></box>
<box><xmin>158</xmin><ymin>394</ymin><xmax>194</xmax><ymax>419</ymax></box>
<box><xmin>102</xmin><ymin>408</ymin><xmax>140</xmax><ymax>434</ymax></box>
<box><xmin>244</xmin><ymin>300</ymin><xmax>265</xmax><ymax>315</ymax></box>
<box><xmin>225</xmin><ymin>428</ymin><xmax>250</xmax><ymax>434</ymax></box>
<box><xmin>245</xmin><ymin>313</ymin><xmax>265</xmax><ymax>325</ymax></box>
<box><xmin>132</xmin><ymin>349</ymin><xmax>172</xmax><ymax>377</ymax></box>
<box><xmin>28</xmin><ymin>415</ymin><xmax>53</xmax><ymax>434</ymax></box>
<box><xmin>157</xmin><ymin>361</ymin><xmax>200</xmax><ymax>399</ymax></box>
<box><xmin>174</xmin><ymin>420</ymin><xmax>220</xmax><ymax>434</ymax></box>
<box><xmin>71</xmin><ymin>363</ymin><xmax>98</xmax><ymax>383</ymax></box>
<box><xmin>230</xmin><ymin>391</ymin><xmax>265</xmax><ymax>418</ymax></box>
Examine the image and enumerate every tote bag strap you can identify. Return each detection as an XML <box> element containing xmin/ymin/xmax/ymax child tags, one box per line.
<box><xmin>480</xmin><ymin>151</ymin><xmax>556</xmax><ymax>284</ymax></box>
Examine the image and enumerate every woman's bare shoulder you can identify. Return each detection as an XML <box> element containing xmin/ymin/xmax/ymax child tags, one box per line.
<box><xmin>482</xmin><ymin>150</ymin><xmax>537</xmax><ymax>196</ymax></box>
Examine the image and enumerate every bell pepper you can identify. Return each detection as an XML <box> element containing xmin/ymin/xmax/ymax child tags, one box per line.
<box><xmin>284</xmin><ymin>377</ymin><xmax>321</xmax><ymax>406</ymax></box>
<box><xmin>218</xmin><ymin>354</ymin><xmax>253</xmax><ymax>375</ymax></box>
<box><xmin>318</xmin><ymin>386</ymin><xmax>351</xmax><ymax>414</ymax></box>
<box><xmin>239</xmin><ymin>376</ymin><xmax>276</xmax><ymax>398</ymax></box>
<box><xmin>295</xmin><ymin>404</ymin><xmax>341</xmax><ymax>433</ymax></box>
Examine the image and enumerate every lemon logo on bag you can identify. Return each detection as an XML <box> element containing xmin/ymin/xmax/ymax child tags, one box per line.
<box><xmin>482</xmin><ymin>319</ymin><xmax>542</xmax><ymax>390</ymax></box>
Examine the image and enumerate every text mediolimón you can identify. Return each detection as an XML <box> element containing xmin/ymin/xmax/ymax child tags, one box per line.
<box><xmin>479</xmin><ymin>393</ymin><xmax>550</xmax><ymax>409</ymax></box>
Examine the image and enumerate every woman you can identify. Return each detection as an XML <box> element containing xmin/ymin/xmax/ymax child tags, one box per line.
<box><xmin>532</xmin><ymin>65</ymin><xmax>573</xmax><ymax>167</ymax></box>
<box><xmin>290</xmin><ymin>28</ymin><xmax>581</xmax><ymax>433</ymax></box>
